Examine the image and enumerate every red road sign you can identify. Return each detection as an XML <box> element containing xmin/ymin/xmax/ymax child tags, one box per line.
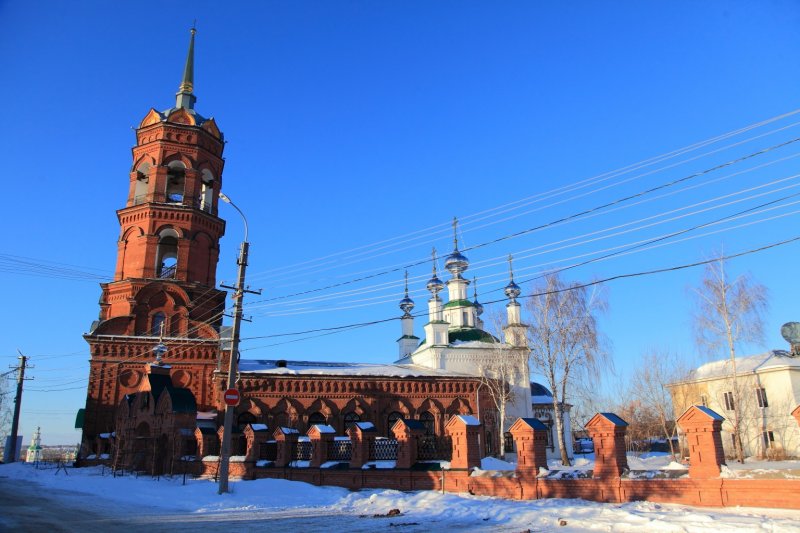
<box><xmin>223</xmin><ymin>388</ymin><xmax>240</xmax><ymax>407</ymax></box>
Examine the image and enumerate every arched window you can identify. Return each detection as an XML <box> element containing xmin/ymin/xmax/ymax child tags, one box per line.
<box><xmin>308</xmin><ymin>412</ymin><xmax>326</xmax><ymax>428</ymax></box>
<box><xmin>419</xmin><ymin>411</ymin><xmax>435</xmax><ymax>436</ymax></box>
<box><xmin>134</xmin><ymin>162</ymin><xmax>151</xmax><ymax>204</ymax></box>
<box><xmin>151</xmin><ymin>312</ymin><xmax>166</xmax><ymax>336</ymax></box>
<box><xmin>199</xmin><ymin>169</ymin><xmax>215</xmax><ymax>213</ymax></box>
<box><xmin>387</xmin><ymin>411</ymin><xmax>403</xmax><ymax>437</ymax></box>
<box><xmin>504</xmin><ymin>432</ymin><xmax>514</xmax><ymax>453</ymax></box>
<box><xmin>166</xmin><ymin>161</ymin><xmax>186</xmax><ymax>203</ymax></box>
<box><xmin>156</xmin><ymin>229</ymin><xmax>179</xmax><ymax>278</ymax></box>
<box><xmin>343</xmin><ymin>412</ymin><xmax>361</xmax><ymax>429</ymax></box>
<box><xmin>237</xmin><ymin>412</ymin><xmax>257</xmax><ymax>430</ymax></box>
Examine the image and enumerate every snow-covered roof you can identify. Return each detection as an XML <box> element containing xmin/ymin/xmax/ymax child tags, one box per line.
<box><xmin>238</xmin><ymin>359</ymin><xmax>472</xmax><ymax>378</ymax></box>
<box><xmin>311</xmin><ymin>424</ymin><xmax>336</xmax><ymax>434</ymax></box>
<box><xmin>456</xmin><ymin>415</ymin><xmax>481</xmax><ymax>426</ymax></box>
<box><xmin>687</xmin><ymin>350</ymin><xmax>800</xmax><ymax>381</ymax></box>
<box><xmin>250</xmin><ymin>423</ymin><xmax>269</xmax><ymax>432</ymax></box>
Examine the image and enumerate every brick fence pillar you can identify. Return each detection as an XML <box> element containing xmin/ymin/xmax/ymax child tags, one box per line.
<box><xmin>677</xmin><ymin>405</ymin><xmax>726</xmax><ymax>478</ymax></box>
<box><xmin>586</xmin><ymin>412</ymin><xmax>628</xmax><ymax>478</ymax></box>
<box><xmin>445</xmin><ymin>414</ymin><xmax>482</xmax><ymax>470</ymax></box>
<box><xmin>509</xmin><ymin>417</ymin><xmax>549</xmax><ymax>474</ymax></box>
<box><xmin>792</xmin><ymin>405</ymin><xmax>800</xmax><ymax>428</ymax></box>
<box><xmin>308</xmin><ymin>424</ymin><xmax>336</xmax><ymax>468</ymax></box>
<box><xmin>244</xmin><ymin>424</ymin><xmax>269</xmax><ymax>462</ymax></box>
<box><xmin>393</xmin><ymin>418</ymin><xmax>426</xmax><ymax>469</ymax></box>
<box><xmin>273</xmin><ymin>427</ymin><xmax>300</xmax><ymax>468</ymax></box>
<box><xmin>347</xmin><ymin>422</ymin><xmax>377</xmax><ymax>468</ymax></box>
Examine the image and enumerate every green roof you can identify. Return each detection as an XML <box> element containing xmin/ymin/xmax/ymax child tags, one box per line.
<box><xmin>442</xmin><ymin>299</ymin><xmax>474</xmax><ymax>309</ymax></box>
<box><xmin>418</xmin><ymin>327</ymin><xmax>499</xmax><ymax>346</ymax></box>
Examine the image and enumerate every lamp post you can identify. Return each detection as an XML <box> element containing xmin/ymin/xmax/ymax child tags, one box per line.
<box><xmin>217</xmin><ymin>192</ymin><xmax>254</xmax><ymax>494</ymax></box>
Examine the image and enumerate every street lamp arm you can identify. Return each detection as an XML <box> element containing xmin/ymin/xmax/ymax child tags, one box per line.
<box><xmin>219</xmin><ymin>192</ymin><xmax>249</xmax><ymax>243</ymax></box>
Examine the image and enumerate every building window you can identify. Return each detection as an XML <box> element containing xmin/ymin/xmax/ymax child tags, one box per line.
<box><xmin>343</xmin><ymin>412</ymin><xmax>360</xmax><ymax>429</ymax></box>
<box><xmin>756</xmin><ymin>387</ymin><xmax>769</xmax><ymax>408</ymax></box>
<box><xmin>700</xmin><ymin>395</ymin><xmax>708</xmax><ymax>407</ymax></box>
<box><xmin>419</xmin><ymin>411</ymin><xmax>435</xmax><ymax>436</ymax></box>
<box><xmin>308</xmin><ymin>412</ymin><xmax>326</xmax><ymax>427</ymax></box>
<box><xmin>723</xmin><ymin>391</ymin><xmax>735</xmax><ymax>411</ymax></box>
<box><xmin>151</xmin><ymin>312</ymin><xmax>166</xmax><ymax>336</ymax></box>
<box><xmin>762</xmin><ymin>431</ymin><xmax>775</xmax><ymax>448</ymax></box>
<box><xmin>387</xmin><ymin>412</ymin><xmax>403</xmax><ymax>437</ymax></box>
<box><xmin>504</xmin><ymin>432</ymin><xmax>514</xmax><ymax>453</ymax></box>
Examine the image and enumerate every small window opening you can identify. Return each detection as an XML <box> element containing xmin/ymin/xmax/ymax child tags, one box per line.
<box><xmin>756</xmin><ymin>387</ymin><xmax>769</xmax><ymax>408</ymax></box>
<box><xmin>762</xmin><ymin>430</ymin><xmax>775</xmax><ymax>448</ymax></box>
<box><xmin>156</xmin><ymin>236</ymin><xmax>178</xmax><ymax>278</ymax></box>
<box><xmin>723</xmin><ymin>391</ymin><xmax>735</xmax><ymax>411</ymax></box>
<box><xmin>151</xmin><ymin>312</ymin><xmax>166</xmax><ymax>336</ymax></box>
<box><xmin>199</xmin><ymin>170</ymin><xmax>215</xmax><ymax>213</ymax></box>
<box><xmin>166</xmin><ymin>163</ymin><xmax>185</xmax><ymax>203</ymax></box>
<box><xmin>343</xmin><ymin>412</ymin><xmax>361</xmax><ymax>429</ymax></box>
<box><xmin>134</xmin><ymin>162</ymin><xmax>150</xmax><ymax>205</ymax></box>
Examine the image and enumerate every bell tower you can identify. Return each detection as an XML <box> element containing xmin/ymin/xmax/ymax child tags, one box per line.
<box><xmin>81</xmin><ymin>29</ymin><xmax>228</xmax><ymax>451</ymax></box>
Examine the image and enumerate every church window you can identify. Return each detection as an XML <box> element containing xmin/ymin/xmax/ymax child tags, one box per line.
<box><xmin>504</xmin><ymin>432</ymin><xmax>514</xmax><ymax>453</ymax></box>
<box><xmin>151</xmin><ymin>312</ymin><xmax>166</xmax><ymax>336</ymax></box>
<box><xmin>237</xmin><ymin>412</ymin><xmax>257</xmax><ymax>430</ymax></box>
<box><xmin>387</xmin><ymin>412</ymin><xmax>403</xmax><ymax>437</ymax></box>
<box><xmin>166</xmin><ymin>162</ymin><xmax>186</xmax><ymax>203</ymax></box>
<box><xmin>419</xmin><ymin>411</ymin><xmax>435</xmax><ymax>436</ymax></box>
<box><xmin>485</xmin><ymin>431</ymin><xmax>493</xmax><ymax>456</ymax></box>
<box><xmin>308</xmin><ymin>412</ymin><xmax>326</xmax><ymax>427</ymax></box>
<box><xmin>343</xmin><ymin>412</ymin><xmax>360</xmax><ymax>429</ymax></box>
<box><xmin>134</xmin><ymin>162</ymin><xmax>150</xmax><ymax>204</ymax></box>
<box><xmin>199</xmin><ymin>169</ymin><xmax>215</xmax><ymax>213</ymax></box>
<box><xmin>156</xmin><ymin>229</ymin><xmax>179</xmax><ymax>278</ymax></box>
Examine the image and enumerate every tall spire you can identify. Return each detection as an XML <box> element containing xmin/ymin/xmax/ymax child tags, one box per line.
<box><xmin>176</xmin><ymin>26</ymin><xmax>197</xmax><ymax>110</ymax></box>
<box><xmin>426</xmin><ymin>248</ymin><xmax>444</xmax><ymax>295</ymax></box>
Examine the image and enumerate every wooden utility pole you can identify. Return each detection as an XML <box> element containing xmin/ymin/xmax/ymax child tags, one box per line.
<box><xmin>7</xmin><ymin>351</ymin><xmax>32</xmax><ymax>463</ymax></box>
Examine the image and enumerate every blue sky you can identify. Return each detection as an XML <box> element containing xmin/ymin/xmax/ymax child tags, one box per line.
<box><xmin>2</xmin><ymin>1</ymin><xmax>800</xmax><ymax>444</ymax></box>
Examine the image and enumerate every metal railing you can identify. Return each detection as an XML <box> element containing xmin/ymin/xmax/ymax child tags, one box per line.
<box><xmin>327</xmin><ymin>439</ymin><xmax>352</xmax><ymax>461</ymax></box>
<box><xmin>129</xmin><ymin>194</ymin><xmax>217</xmax><ymax>215</ymax></box>
<box><xmin>417</xmin><ymin>436</ymin><xmax>452</xmax><ymax>461</ymax></box>
<box><xmin>158</xmin><ymin>264</ymin><xmax>177</xmax><ymax>279</ymax></box>
<box><xmin>369</xmin><ymin>439</ymin><xmax>398</xmax><ymax>461</ymax></box>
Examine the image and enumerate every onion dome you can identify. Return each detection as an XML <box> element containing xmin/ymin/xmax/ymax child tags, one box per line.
<box><xmin>444</xmin><ymin>217</ymin><xmax>469</xmax><ymax>277</ymax></box>
<box><xmin>427</xmin><ymin>248</ymin><xmax>444</xmax><ymax>295</ymax></box>
<box><xmin>473</xmin><ymin>277</ymin><xmax>484</xmax><ymax>316</ymax></box>
<box><xmin>399</xmin><ymin>271</ymin><xmax>415</xmax><ymax>317</ymax></box>
<box><xmin>504</xmin><ymin>254</ymin><xmax>521</xmax><ymax>302</ymax></box>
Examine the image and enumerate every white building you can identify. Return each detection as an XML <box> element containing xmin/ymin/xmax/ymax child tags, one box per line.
<box><xmin>396</xmin><ymin>224</ymin><xmax>534</xmax><ymax>431</ymax></box>
<box><xmin>668</xmin><ymin>347</ymin><xmax>800</xmax><ymax>459</ymax></box>
<box><xmin>25</xmin><ymin>427</ymin><xmax>43</xmax><ymax>463</ymax></box>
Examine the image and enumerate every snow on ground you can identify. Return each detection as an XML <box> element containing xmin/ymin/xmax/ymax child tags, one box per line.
<box><xmin>1</xmin><ymin>462</ymin><xmax>800</xmax><ymax>531</ymax></box>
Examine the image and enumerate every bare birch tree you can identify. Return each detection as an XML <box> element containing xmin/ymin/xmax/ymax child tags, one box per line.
<box><xmin>691</xmin><ymin>254</ymin><xmax>768</xmax><ymax>463</ymax></box>
<box><xmin>630</xmin><ymin>349</ymin><xmax>690</xmax><ymax>457</ymax></box>
<box><xmin>479</xmin><ymin>311</ymin><xmax>529</xmax><ymax>458</ymax></box>
<box><xmin>525</xmin><ymin>273</ymin><xmax>608</xmax><ymax>466</ymax></box>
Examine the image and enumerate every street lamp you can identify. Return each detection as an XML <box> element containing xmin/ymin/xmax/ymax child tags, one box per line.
<box><xmin>217</xmin><ymin>191</ymin><xmax>257</xmax><ymax>494</ymax></box>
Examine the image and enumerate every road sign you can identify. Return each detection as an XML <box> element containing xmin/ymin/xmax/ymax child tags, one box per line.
<box><xmin>223</xmin><ymin>388</ymin><xmax>240</xmax><ymax>407</ymax></box>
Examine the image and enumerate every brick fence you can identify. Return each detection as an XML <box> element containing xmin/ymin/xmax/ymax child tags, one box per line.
<box><xmin>137</xmin><ymin>407</ymin><xmax>800</xmax><ymax>510</ymax></box>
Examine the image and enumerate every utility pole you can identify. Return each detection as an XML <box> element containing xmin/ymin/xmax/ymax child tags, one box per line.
<box><xmin>7</xmin><ymin>351</ymin><xmax>32</xmax><ymax>463</ymax></box>
<box><xmin>217</xmin><ymin>193</ymin><xmax>260</xmax><ymax>494</ymax></box>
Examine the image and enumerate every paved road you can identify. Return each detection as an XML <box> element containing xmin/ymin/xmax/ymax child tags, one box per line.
<box><xmin>0</xmin><ymin>477</ymin><xmax>508</xmax><ymax>532</ymax></box>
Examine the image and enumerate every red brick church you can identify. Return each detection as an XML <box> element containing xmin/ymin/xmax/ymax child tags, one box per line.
<box><xmin>78</xmin><ymin>30</ymin><xmax>548</xmax><ymax>473</ymax></box>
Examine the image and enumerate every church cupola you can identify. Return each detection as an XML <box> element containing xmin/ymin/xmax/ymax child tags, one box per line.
<box><xmin>397</xmin><ymin>271</ymin><xmax>419</xmax><ymax>358</ymax></box>
<box><xmin>443</xmin><ymin>217</ymin><xmax>474</xmax><ymax>328</ymax></box>
<box><xmin>423</xmin><ymin>248</ymin><xmax>450</xmax><ymax>347</ymax></box>
<box><xmin>503</xmin><ymin>255</ymin><xmax>527</xmax><ymax>346</ymax></box>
